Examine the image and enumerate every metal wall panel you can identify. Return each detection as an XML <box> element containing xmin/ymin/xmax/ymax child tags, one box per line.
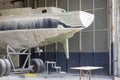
<box><xmin>69</xmin><ymin>32</ymin><xmax>80</xmax><ymax>52</ymax></box>
<box><xmin>57</xmin><ymin>43</ymin><xmax>64</xmax><ymax>52</ymax></box>
<box><xmin>0</xmin><ymin>3</ymin><xmax>13</xmax><ymax>10</ymax></box>
<box><xmin>95</xmin><ymin>31</ymin><xmax>108</xmax><ymax>52</ymax></box>
<box><xmin>45</xmin><ymin>52</ymin><xmax>56</xmax><ymax>61</ymax></box>
<box><xmin>46</xmin><ymin>0</ymin><xmax>56</xmax><ymax>7</ymax></box>
<box><xmin>58</xmin><ymin>0</ymin><xmax>67</xmax><ymax>10</ymax></box>
<box><xmin>95</xmin><ymin>9</ymin><xmax>107</xmax><ymax>30</ymax></box>
<box><xmin>81</xmin><ymin>0</ymin><xmax>93</xmax><ymax>10</ymax></box>
<box><xmin>69</xmin><ymin>0</ymin><xmax>80</xmax><ymax>11</ymax></box>
<box><xmin>95</xmin><ymin>0</ymin><xmax>107</xmax><ymax>8</ymax></box>
<box><xmin>56</xmin><ymin>53</ymin><xmax>67</xmax><ymax>71</ymax></box>
<box><xmin>68</xmin><ymin>53</ymin><xmax>80</xmax><ymax>73</ymax></box>
<box><xmin>94</xmin><ymin>53</ymin><xmax>109</xmax><ymax>75</ymax></box>
<box><xmin>38</xmin><ymin>0</ymin><xmax>45</xmax><ymax>7</ymax></box>
<box><xmin>46</xmin><ymin>44</ymin><xmax>55</xmax><ymax>52</ymax></box>
<box><xmin>79</xmin><ymin>53</ymin><xmax>94</xmax><ymax>66</ymax></box>
<box><xmin>81</xmin><ymin>32</ymin><xmax>93</xmax><ymax>52</ymax></box>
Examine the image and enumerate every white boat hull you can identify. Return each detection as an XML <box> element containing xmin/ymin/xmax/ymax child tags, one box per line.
<box><xmin>0</xmin><ymin>28</ymin><xmax>81</xmax><ymax>53</ymax></box>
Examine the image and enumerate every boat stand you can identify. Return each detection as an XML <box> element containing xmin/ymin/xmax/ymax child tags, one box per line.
<box><xmin>6</xmin><ymin>45</ymin><xmax>32</xmax><ymax>72</ymax></box>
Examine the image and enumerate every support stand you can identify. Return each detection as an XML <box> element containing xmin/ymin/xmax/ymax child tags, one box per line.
<box><xmin>6</xmin><ymin>45</ymin><xmax>32</xmax><ymax>72</ymax></box>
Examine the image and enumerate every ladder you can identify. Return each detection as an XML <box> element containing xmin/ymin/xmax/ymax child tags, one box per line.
<box><xmin>45</xmin><ymin>61</ymin><xmax>65</xmax><ymax>74</ymax></box>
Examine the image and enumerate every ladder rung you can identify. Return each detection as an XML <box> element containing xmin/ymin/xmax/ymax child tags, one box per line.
<box><xmin>53</xmin><ymin>66</ymin><xmax>61</xmax><ymax>69</ymax></box>
<box><xmin>59</xmin><ymin>71</ymin><xmax>66</xmax><ymax>74</ymax></box>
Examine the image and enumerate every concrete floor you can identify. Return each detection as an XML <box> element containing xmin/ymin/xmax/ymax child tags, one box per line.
<box><xmin>0</xmin><ymin>73</ymin><xmax>112</xmax><ymax>80</ymax></box>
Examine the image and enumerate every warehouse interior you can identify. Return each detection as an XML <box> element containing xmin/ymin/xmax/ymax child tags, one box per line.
<box><xmin>0</xmin><ymin>0</ymin><xmax>120</xmax><ymax>80</ymax></box>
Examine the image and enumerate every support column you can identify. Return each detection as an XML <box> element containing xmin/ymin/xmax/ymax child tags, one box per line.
<box><xmin>116</xmin><ymin>0</ymin><xmax>120</xmax><ymax>77</ymax></box>
<box><xmin>112</xmin><ymin>0</ymin><xmax>120</xmax><ymax>77</ymax></box>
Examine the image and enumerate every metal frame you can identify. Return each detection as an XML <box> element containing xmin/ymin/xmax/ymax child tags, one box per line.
<box><xmin>107</xmin><ymin>0</ymin><xmax>112</xmax><ymax>75</ymax></box>
<box><xmin>45</xmin><ymin>61</ymin><xmax>62</xmax><ymax>74</ymax></box>
<box><xmin>80</xmin><ymin>70</ymin><xmax>91</xmax><ymax>80</ymax></box>
<box><xmin>45</xmin><ymin>61</ymin><xmax>56</xmax><ymax>74</ymax></box>
<box><xmin>6</xmin><ymin>45</ymin><xmax>32</xmax><ymax>72</ymax></box>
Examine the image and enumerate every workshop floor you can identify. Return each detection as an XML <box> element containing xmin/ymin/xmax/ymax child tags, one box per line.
<box><xmin>0</xmin><ymin>73</ymin><xmax>112</xmax><ymax>80</ymax></box>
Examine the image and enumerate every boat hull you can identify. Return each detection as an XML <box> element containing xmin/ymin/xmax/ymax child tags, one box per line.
<box><xmin>0</xmin><ymin>28</ymin><xmax>81</xmax><ymax>53</ymax></box>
